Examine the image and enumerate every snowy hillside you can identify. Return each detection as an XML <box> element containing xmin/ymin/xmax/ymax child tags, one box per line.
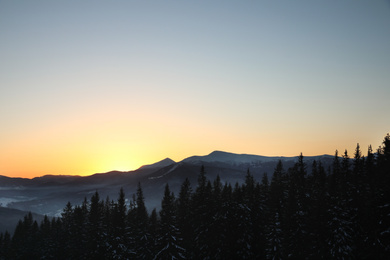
<box><xmin>183</xmin><ymin>150</ymin><xmax>295</xmax><ymax>166</ymax></box>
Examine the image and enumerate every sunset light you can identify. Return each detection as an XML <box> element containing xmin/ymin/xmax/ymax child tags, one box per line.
<box><xmin>1</xmin><ymin>2</ymin><xmax>390</xmax><ymax>259</ymax></box>
<box><xmin>0</xmin><ymin>1</ymin><xmax>389</xmax><ymax>178</ymax></box>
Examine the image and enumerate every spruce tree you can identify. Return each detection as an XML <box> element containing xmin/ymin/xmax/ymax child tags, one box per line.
<box><xmin>192</xmin><ymin>166</ymin><xmax>213</xmax><ymax>259</ymax></box>
<box><xmin>149</xmin><ymin>209</ymin><xmax>159</xmax><ymax>257</ymax></box>
<box><xmin>134</xmin><ymin>183</ymin><xmax>151</xmax><ymax>258</ymax></box>
<box><xmin>5</xmin><ymin>134</ymin><xmax>390</xmax><ymax>259</ymax></box>
<box><xmin>87</xmin><ymin>191</ymin><xmax>105</xmax><ymax>259</ymax></box>
<box><xmin>0</xmin><ymin>231</ymin><xmax>11</xmax><ymax>260</ymax></box>
<box><xmin>241</xmin><ymin>170</ymin><xmax>267</xmax><ymax>258</ymax></box>
<box><xmin>39</xmin><ymin>215</ymin><xmax>55</xmax><ymax>259</ymax></box>
<box><xmin>327</xmin><ymin>150</ymin><xmax>355</xmax><ymax>258</ymax></box>
<box><xmin>154</xmin><ymin>184</ymin><xmax>185</xmax><ymax>260</ymax></box>
<box><xmin>377</xmin><ymin>133</ymin><xmax>390</xmax><ymax>255</ymax></box>
<box><xmin>307</xmin><ymin>160</ymin><xmax>329</xmax><ymax>258</ymax></box>
<box><xmin>284</xmin><ymin>154</ymin><xmax>309</xmax><ymax>258</ymax></box>
<box><xmin>10</xmin><ymin>212</ymin><xmax>40</xmax><ymax>259</ymax></box>
<box><xmin>266</xmin><ymin>160</ymin><xmax>286</xmax><ymax>259</ymax></box>
<box><xmin>126</xmin><ymin>194</ymin><xmax>137</xmax><ymax>257</ymax></box>
<box><xmin>72</xmin><ymin>205</ymin><xmax>88</xmax><ymax>258</ymax></box>
<box><xmin>111</xmin><ymin>188</ymin><xmax>128</xmax><ymax>258</ymax></box>
<box><xmin>208</xmin><ymin>174</ymin><xmax>226</xmax><ymax>259</ymax></box>
<box><xmin>176</xmin><ymin>177</ymin><xmax>193</xmax><ymax>257</ymax></box>
<box><xmin>219</xmin><ymin>183</ymin><xmax>236</xmax><ymax>259</ymax></box>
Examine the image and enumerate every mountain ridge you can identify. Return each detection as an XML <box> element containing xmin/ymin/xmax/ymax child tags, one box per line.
<box><xmin>0</xmin><ymin>150</ymin><xmax>335</xmax><ymax>233</ymax></box>
<box><xmin>0</xmin><ymin>150</ymin><xmax>334</xmax><ymax>180</ymax></box>
<box><xmin>182</xmin><ymin>150</ymin><xmax>334</xmax><ymax>166</ymax></box>
<box><xmin>138</xmin><ymin>158</ymin><xmax>176</xmax><ymax>170</ymax></box>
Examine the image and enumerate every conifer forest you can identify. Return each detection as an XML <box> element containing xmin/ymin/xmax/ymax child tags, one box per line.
<box><xmin>1</xmin><ymin>134</ymin><xmax>390</xmax><ymax>259</ymax></box>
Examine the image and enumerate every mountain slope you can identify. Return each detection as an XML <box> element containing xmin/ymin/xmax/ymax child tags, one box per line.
<box><xmin>0</xmin><ymin>207</ymin><xmax>44</xmax><ymax>235</ymax></box>
<box><xmin>183</xmin><ymin>150</ymin><xmax>332</xmax><ymax>165</ymax></box>
<box><xmin>183</xmin><ymin>150</ymin><xmax>282</xmax><ymax>164</ymax></box>
<box><xmin>0</xmin><ymin>151</ymin><xmax>334</xmax><ymax>217</ymax></box>
<box><xmin>138</xmin><ymin>158</ymin><xmax>176</xmax><ymax>170</ymax></box>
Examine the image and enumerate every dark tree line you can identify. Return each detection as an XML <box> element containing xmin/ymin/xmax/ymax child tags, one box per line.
<box><xmin>1</xmin><ymin>134</ymin><xmax>390</xmax><ymax>259</ymax></box>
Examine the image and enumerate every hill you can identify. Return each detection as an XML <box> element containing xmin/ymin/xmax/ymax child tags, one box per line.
<box><xmin>0</xmin><ymin>151</ymin><xmax>333</xmax><ymax>216</ymax></box>
<box><xmin>0</xmin><ymin>207</ymin><xmax>44</xmax><ymax>235</ymax></box>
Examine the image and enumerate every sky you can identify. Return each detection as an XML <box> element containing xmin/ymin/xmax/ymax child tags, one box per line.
<box><xmin>1</xmin><ymin>0</ymin><xmax>389</xmax><ymax>178</ymax></box>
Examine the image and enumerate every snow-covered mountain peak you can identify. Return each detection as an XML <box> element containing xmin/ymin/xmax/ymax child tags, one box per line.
<box><xmin>138</xmin><ymin>158</ymin><xmax>176</xmax><ymax>170</ymax></box>
<box><xmin>182</xmin><ymin>150</ymin><xmax>283</xmax><ymax>166</ymax></box>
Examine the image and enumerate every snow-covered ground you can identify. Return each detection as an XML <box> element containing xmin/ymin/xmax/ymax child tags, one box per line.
<box><xmin>0</xmin><ymin>196</ymin><xmax>34</xmax><ymax>207</ymax></box>
<box><xmin>183</xmin><ymin>150</ymin><xmax>292</xmax><ymax>165</ymax></box>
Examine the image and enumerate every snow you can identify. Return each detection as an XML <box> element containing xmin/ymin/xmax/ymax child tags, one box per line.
<box><xmin>0</xmin><ymin>186</ymin><xmax>25</xmax><ymax>190</ymax></box>
<box><xmin>182</xmin><ymin>150</ymin><xmax>295</xmax><ymax>166</ymax></box>
<box><xmin>0</xmin><ymin>197</ymin><xmax>19</xmax><ymax>206</ymax></box>
<box><xmin>139</xmin><ymin>158</ymin><xmax>176</xmax><ymax>170</ymax></box>
<box><xmin>0</xmin><ymin>196</ymin><xmax>36</xmax><ymax>207</ymax></box>
<box><xmin>148</xmin><ymin>164</ymin><xmax>179</xmax><ymax>180</ymax></box>
<box><xmin>182</xmin><ymin>150</ymin><xmax>333</xmax><ymax>167</ymax></box>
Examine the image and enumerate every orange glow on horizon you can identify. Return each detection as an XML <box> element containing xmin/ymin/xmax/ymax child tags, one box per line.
<box><xmin>0</xmin><ymin>100</ymin><xmax>386</xmax><ymax>179</ymax></box>
<box><xmin>1</xmin><ymin>131</ymin><xmax>385</xmax><ymax>179</ymax></box>
<box><xmin>1</xmin><ymin>1</ymin><xmax>389</xmax><ymax>179</ymax></box>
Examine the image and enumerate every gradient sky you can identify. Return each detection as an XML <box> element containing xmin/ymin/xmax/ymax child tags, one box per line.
<box><xmin>1</xmin><ymin>0</ymin><xmax>389</xmax><ymax>178</ymax></box>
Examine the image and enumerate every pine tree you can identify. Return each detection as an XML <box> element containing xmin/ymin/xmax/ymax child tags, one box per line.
<box><xmin>219</xmin><ymin>183</ymin><xmax>236</xmax><ymax>259</ymax></box>
<box><xmin>330</xmin><ymin>150</ymin><xmax>341</xmax><ymax>193</ymax></box>
<box><xmin>30</xmin><ymin>220</ymin><xmax>40</xmax><ymax>258</ymax></box>
<box><xmin>39</xmin><ymin>215</ymin><xmax>56</xmax><ymax>259</ymax></box>
<box><xmin>241</xmin><ymin>170</ymin><xmax>267</xmax><ymax>258</ymax></box>
<box><xmin>353</xmin><ymin>143</ymin><xmax>362</xmax><ymax>176</ymax></box>
<box><xmin>149</xmin><ymin>209</ymin><xmax>159</xmax><ymax>257</ymax></box>
<box><xmin>341</xmin><ymin>149</ymin><xmax>351</xmax><ymax>185</ymax></box>
<box><xmin>327</xmin><ymin>151</ymin><xmax>355</xmax><ymax>258</ymax></box>
<box><xmin>364</xmin><ymin>144</ymin><xmax>379</xmax><ymax>255</ymax></box>
<box><xmin>48</xmin><ymin>217</ymin><xmax>64</xmax><ymax>259</ymax></box>
<box><xmin>176</xmin><ymin>177</ymin><xmax>193</xmax><ymax>257</ymax></box>
<box><xmin>126</xmin><ymin>194</ymin><xmax>137</xmax><ymax>257</ymax></box>
<box><xmin>352</xmin><ymin>143</ymin><xmax>371</xmax><ymax>258</ymax></box>
<box><xmin>306</xmin><ymin>160</ymin><xmax>329</xmax><ymax>258</ymax></box>
<box><xmin>284</xmin><ymin>154</ymin><xmax>309</xmax><ymax>258</ymax></box>
<box><xmin>71</xmin><ymin>205</ymin><xmax>88</xmax><ymax>258</ymax></box>
<box><xmin>154</xmin><ymin>184</ymin><xmax>185</xmax><ymax>260</ymax></box>
<box><xmin>208</xmin><ymin>174</ymin><xmax>227</xmax><ymax>259</ymax></box>
<box><xmin>61</xmin><ymin>201</ymin><xmax>74</xmax><ymax>258</ymax></box>
<box><xmin>266</xmin><ymin>160</ymin><xmax>286</xmax><ymax>259</ymax></box>
<box><xmin>10</xmin><ymin>212</ymin><xmax>40</xmax><ymax>259</ymax></box>
<box><xmin>102</xmin><ymin>196</ymin><xmax>113</xmax><ymax>258</ymax></box>
<box><xmin>5</xmin><ymin>134</ymin><xmax>390</xmax><ymax>259</ymax></box>
<box><xmin>0</xmin><ymin>233</ymin><xmax>3</xmax><ymax>259</ymax></box>
<box><xmin>376</xmin><ymin>133</ymin><xmax>390</xmax><ymax>256</ymax></box>
<box><xmin>192</xmin><ymin>166</ymin><xmax>213</xmax><ymax>259</ymax></box>
<box><xmin>230</xmin><ymin>182</ymin><xmax>252</xmax><ymax>259</ymax></box>
<box><xmin>134</xmin><ymin>183</ymin><xmax>151</xmax><ymax>259</ymax></box>
<box><xmin>0</xmin><ymin>231</ymin><xmax>11</xmax><ymax>260</ymax></box>
<box><xmin>87</xmin><ymin>191</ymin><xmax>105</xmax><ymax>259</ymax></box>
<box><xmin>266</xmin><ymin>211</ymin><xmax>283</xmax><ymax>260</ymax></box>
<box><xmin>110</xmin><ymin>188</ymin><xmax>128</xmax><ymax>259</ymax></box>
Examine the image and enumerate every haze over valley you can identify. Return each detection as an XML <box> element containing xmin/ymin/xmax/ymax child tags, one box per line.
<box><xmin>1</xmin><ymin>151</ymin><xmax>333</xmax><ymax>224</ymax></box>
<box><xmin>1</xmin><ymin>1</ymin><xmax>389</xmax><ymax>258</ymax></box>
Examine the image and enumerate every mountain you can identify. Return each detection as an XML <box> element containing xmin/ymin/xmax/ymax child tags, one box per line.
<box><xmin>138</xmin><ymin>158</ymin><xmax>176</xmax><ymax>170</ymax></box>
<box><xmin>0</xmin><ymin>151</ymin><xmax>334</xmax><ymax>223</ymax></box>
<box><xmin>183</xmin><ymin>150</ymin><xmax>283</xmax><ymax>164</ymax></box>
<box><xmin>184</xmin><ymin>150</ymin><xmax>332</xmax><ymax>165</ymax></box>
<box><xmin>181</xmin><ymin>150</ymin><xmax>333</xmax><ymax>178</ymax></box>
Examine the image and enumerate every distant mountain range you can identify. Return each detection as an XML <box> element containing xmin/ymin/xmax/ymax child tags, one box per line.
<box><xmin>0</xmin><ymin>151</ymin><xmax>334</xmax><ymax>233</ymax></box>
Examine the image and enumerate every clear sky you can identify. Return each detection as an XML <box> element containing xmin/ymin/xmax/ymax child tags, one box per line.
<box><xmin>1</xmin><ymin>0</ymin><xmax>389</xmax><ymax>178</ymax></box>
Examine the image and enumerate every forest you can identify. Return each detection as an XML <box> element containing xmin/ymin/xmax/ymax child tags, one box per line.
<box><xmin>0</xmin><ymin>134</ymin><xmax>389</xmax><ymax>259</ymax></box>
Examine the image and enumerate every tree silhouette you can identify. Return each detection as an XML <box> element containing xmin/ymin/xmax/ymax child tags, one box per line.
<box><xmin>2</xmin><ymin>134</ymin><xmax>390</xmax><ymax>259</ymax></box>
